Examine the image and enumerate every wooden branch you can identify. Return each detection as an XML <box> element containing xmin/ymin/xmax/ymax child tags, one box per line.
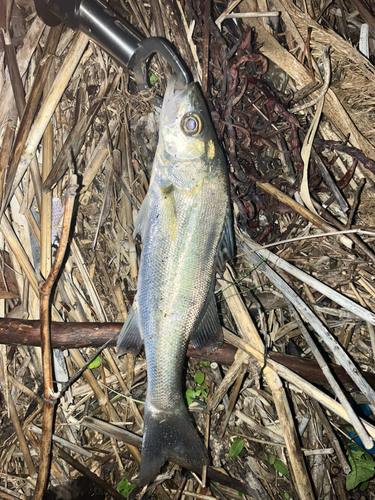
<box><xmin>1</xmin><ymin>318</ymin><xmax>375</xmax><ymax>391</ymax></box>
<box><xmin>33</xmin><ymin>174</ymin><xmax>78</xmax><ymax>500</ymax></box>
<box><xmin>0</xmin><ymin>318</ymin><xmax>237</xmax><ymax>364</ymax></box>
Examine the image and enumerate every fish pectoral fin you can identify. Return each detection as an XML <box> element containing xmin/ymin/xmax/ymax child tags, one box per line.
<box><xmin>133</xmin><ymin>193</ymin><xmax>150</xmax><ymax>240</ymax></box>
<box><xmin>191</xmin><ymin>293</ymin><xmax>223</xmax><ymax>355</ymax></box>
<box><xmin>216</xmin><ymin>215</ymin><xmax>235</xmax><ymax>272</ymax></box>
<box><xmin>138</xmin><ymin>405</ymin><xmax>208</xmax><ymax>486</ymax></box>
<box><xmin>160</xmin><ymin>181</ymin><xmax>174</xmax><ymax>195</ymax></box>
<box><xmin>116</xmin><ymin>303</ymin><xmax>143</xmax><ymax>357</ymax></box>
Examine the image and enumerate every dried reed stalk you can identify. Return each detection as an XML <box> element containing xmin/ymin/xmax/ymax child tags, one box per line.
<box><xmin>1</xmin><ymin>28</ymin><xmax>42</xmax><ymax>211</ymax></box>
<box><xmin>4</xmin><ymin>25</ymin><xmax>63</xmax><ymax>217</ymax></box>
<box><xmin>256</xmin><ymin>181</ymin><xmax>353</xmax><ymax>248</ymax></box>
<box><xmin>0</xmin><ymin>353</ymin><xmax>37</xmax><ymax>478</ymax></box>
<box><xmin>68</xmin><ymin>348</ymin><xmax>142</xmax><ymax>465</ymax></box>
<box><xmin>281</xmin><ymin>0</ymin><xmax>375</xmax><ymax>146</ymax></box>
<box><xmin>0</xmin><ymin>16</ymin><xmax>45</xmax><ymax>127</ymax></box>
<box><xmin>217</xmin><ymin>267</ymin><xmax>315</xmax><ymax>500</ymax></box>
<box><xmin>224</xmin><ymin>330</ymin><xmax>375</xmax><ymax>439</ymax></box>
<box><xmin>240</xmin><ymin>234</ymin><xmax>375</xmax><ymax>415</ymax></box>
<box><xmin>2</xmin><ymin>31</ymin><xmax>89</xmax><ymax>213</ymax></box>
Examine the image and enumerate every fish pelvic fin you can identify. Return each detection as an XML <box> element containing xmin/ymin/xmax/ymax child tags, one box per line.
<box><xmin>217</xmin><ymin>215</ymin><xmax>235</xmax><ymax>272</ymax></box>
<box><xmin>133</xmin><ymin>193</ymin><xmax>150</xmax><ymax>240</ymax></box>
<box><xmin>116</xmin><ymin>302</ymin><xmax>143</xmax><ymax>357</ymax></box>
<box><xmin>191</xmin><ymin>292</ymin><xmax>223</xmax><ymax>355</ymax></box>
<box><xmin>137</xmin><ymin>405</ymin><xmax>208</xmax><ymax>486</ymax></box>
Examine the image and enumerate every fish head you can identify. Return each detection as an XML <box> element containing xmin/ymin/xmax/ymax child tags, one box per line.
<box><xmin>156</xmin><ymin>75</ymin><xmax>222</xmax><ymax>189</ymax></box>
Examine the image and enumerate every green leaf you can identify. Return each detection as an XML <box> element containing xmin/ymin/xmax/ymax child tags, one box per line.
<box><xmin>194</xmin><ymin>372</ymin><xmax>205</xmax><ymax>385</ymax></box>
<box><xmin>195</xmin><ymin>389</ymin><xmax>202</xmax><ymax>396</ymax></box>
<box><xmin>273</xmin><ymin>459</ymin><xmax>289</xmax><ymax>476</ymax></box>
<box><xmin>238</xmin><ymin>493</ymin><xmax>243</xmax><ymax>498</ymax></box>
<box><xmin>360</xmin><ymin>481</ymin><xmax>369</xmax><ymax>492</ymax></box>
<box><xmin>149</xmin><ymin>74</ymin><xmax>158</xmax><ymax>85</ymax></box>
<box><xmin>186</xmin><ymin>389</ymin><xmax>196</xmax><ymax>405</ymax></box>
<box><xmin>88</xmin><ymin>356</ymin><xmax>101</xmax><ymax>369</ymax></box>
<box><xmin>280</xmin><ymin>491</ymin><xmax>290</xmax><ymax>499</ymax></box>
<box><xmin>346</xmin><ymin>447</ymin><xmax>375</xmax><ymax>490</ymax></box>
<box><xmin>117</xmin><ymin>477</ymin><xmax>136</xmax><ymax>498</ymax></box>
<box><xmin>200</xmin><ymin>361</ymin><xmax>210</xmax><ymax>367</ymax></box>
<box><xmin>267</xmin><ymin>453</ymin><xmax>276</xmax><ymax>465</ymax></box>
<box><xmin>201</xmin><ymin>390</ymin><xmax>208</xmax><ymax>398</ymax></box>
<box><xmin>229</xmin><ymin>439</ymin><xmax>244</xmax><ymax>458</ymax></box>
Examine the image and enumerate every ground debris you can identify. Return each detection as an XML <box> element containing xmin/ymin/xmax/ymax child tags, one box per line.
<box><xmin>1</xmin><ymin>0</ymin><xmax>375</xmax><ymax>499</ymax></box>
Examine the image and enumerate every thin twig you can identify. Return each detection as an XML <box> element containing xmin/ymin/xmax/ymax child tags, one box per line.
<box><xmin>290</xmin><ymin>46</ymin><xmax>331</xmax><ymax>113</ymax></box>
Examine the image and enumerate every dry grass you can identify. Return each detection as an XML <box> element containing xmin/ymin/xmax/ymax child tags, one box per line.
<box><xmin>1</xmin><ymin>0</ymin><xmax>375</xmax><ymax>499</ymax></box>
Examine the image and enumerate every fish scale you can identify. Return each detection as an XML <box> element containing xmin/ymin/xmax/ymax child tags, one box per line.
<box><xmin>117</xmin><ymin>75</ymin><xmax>233</xmax><ymax>485</ymax></box>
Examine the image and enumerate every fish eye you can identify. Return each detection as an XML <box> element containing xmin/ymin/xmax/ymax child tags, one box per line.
<box><xmin>181</xmin><ymin>113</ymin><xmax>202</xmax><ymax>137</ymax></box>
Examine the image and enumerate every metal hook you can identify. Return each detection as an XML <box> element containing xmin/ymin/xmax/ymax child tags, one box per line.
<box><xmin>34</xmin><ymin>0</ymin><xmax>190</xmax><ymax>94</ymax></box>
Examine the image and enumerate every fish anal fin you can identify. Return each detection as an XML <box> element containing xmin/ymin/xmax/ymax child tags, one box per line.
<box><xmin>116</xmin><ymin>303</ymin><xmax>143</xmax><ymax>357</ymax></box>
<box><xmin>191</xmin><ymin>293</ymin><xmax>223</xmax><ymax>355</ymax></box>
<box><xmin>138</xmin><ymin>405</ymin><xmax>208</xmax><ymax>486</ymax></box>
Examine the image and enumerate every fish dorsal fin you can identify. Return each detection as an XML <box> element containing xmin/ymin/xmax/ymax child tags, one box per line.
<box><xmin>190</xmin><ymin>292</ymin><xmax>223</xmax><ymax>355</ymax></box>
<box><xmin>133</xmin><ymin>194</ymin><xmax>150</xmax><ymax>240</ymax></box>
<box><xmin>116</xmin><ymin>300</ymin><xmax>143</xmax><ymax>357</ymax></box>
<box><xmin>216</xmin><ymin>215</ymin><xmax>235</xmax><ymax>272</ymax></box>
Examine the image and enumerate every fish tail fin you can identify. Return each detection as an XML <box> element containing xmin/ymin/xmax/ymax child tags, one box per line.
<box><xmin>138</xmin><ymin>404</ymin><xmax>208</xmax><ymax>485</ymax></box>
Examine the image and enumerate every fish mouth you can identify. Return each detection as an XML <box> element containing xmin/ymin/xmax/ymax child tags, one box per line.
<box><xmin>161</xmin><ymin>74</ymin><xmax>196</xmax><ymax>124</ymax></box>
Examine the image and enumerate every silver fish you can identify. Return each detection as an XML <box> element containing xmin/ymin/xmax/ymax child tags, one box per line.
<box><xmin>117</xmin><ymin>75</ymin><xmax>233</xmax><ymax>485</ymax></box>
